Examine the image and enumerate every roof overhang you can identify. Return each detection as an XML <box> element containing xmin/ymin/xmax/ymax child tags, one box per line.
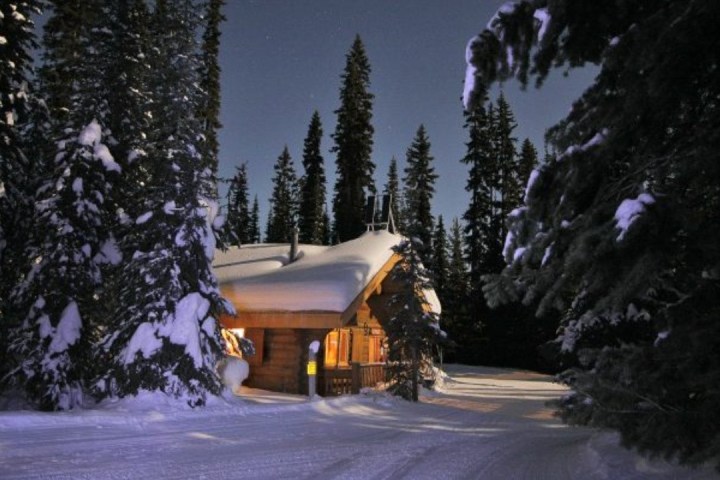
<box><xmin>219</xmin><ymin>252</ymin><xmax>403</xmax><ymax>330</ymax></box>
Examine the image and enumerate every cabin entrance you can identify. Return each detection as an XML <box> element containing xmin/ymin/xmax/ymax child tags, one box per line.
<box><xmin>320</xmin><ymin>322</ymin><xmax>387</xmax><ymax>396</ymax></box>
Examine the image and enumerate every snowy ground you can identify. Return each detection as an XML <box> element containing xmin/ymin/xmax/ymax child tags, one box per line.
<box><xmin>1</xmin><ymin>365</ymin><xmax>715</xmax><ymax>479</ymax></box>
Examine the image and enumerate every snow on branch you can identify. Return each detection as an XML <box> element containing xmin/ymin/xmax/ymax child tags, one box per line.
<box><xmin>614</xmin><ymin>193</ymin><xmax>655</xmax><ymax>241</ymax></box>
<box><xmin>463</xmin><ymin>1</ymin><xmax>548</xmax><ymax>110</ymax></box>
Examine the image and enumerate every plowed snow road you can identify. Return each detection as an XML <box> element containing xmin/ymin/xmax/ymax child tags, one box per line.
<box><xmin>0</xmin><ymin>365</ymin><xmax>715</xmax><ymax>479</ymax></box>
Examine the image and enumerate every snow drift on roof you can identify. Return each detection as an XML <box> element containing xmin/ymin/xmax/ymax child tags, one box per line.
<box><xmin>213</xmin><ymin>231</ymin><xmax>402</xmax><ymax>313</ymax></box>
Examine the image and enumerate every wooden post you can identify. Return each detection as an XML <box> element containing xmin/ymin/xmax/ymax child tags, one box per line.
<box><xmin>351</xmin><ymin>362</ymin><xmax>361</xmax><ymax>394</ymax></box>
<box><xmin>308</xmin><ymin>340</ymin><xmax>320</xmax><ymax>399</ymax></box>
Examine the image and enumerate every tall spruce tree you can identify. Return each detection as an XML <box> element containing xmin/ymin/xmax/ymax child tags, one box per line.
<box><xmin>0</xmin><ymin>0</ymin><xmax>43</xmax><ymax>386</ymax></box>
<box><xmin>224</xmin><ymin>163</ymin><xmax>250</xmax><ymax>246</ymax></box>
<box><xmin>98</xmin><ymin>0</ymin><xmax>231</xmax><ymax>407</ymax></box>
<box><xmin>249</xmin><ymin>194</ymin><xmax>260</xmax><ymax>243</ymax></box>
<box><xmin>332</xmin><ymin>35</ymin><xmax>375</xmax><ymax>243</ymax></box>
<box><xmin>493</xmin><ymin>93</ymin><xmax>521</xmax><ymax>225</ymax></box>
<box><xmin>469</xmin><ymin>0</ymin><xmax>720</xmax><ymax>467</ymax></box>
<box><xmin>298</xmin><ymin>111</ymin><xmax>327</xmax><ymax>245</ymax></box>
<box><xmin>429</xmin><ymin>215</ymin><xmax>449</xmax><ymax>301</ymax></box>
<box><xmin>385</xmin><ymin>238</ymin><xmax>443</xmax><ymax>402</ymax></box>
<box><xmin>461</xmin><ymin>100</ymin><xmax>497</xmax><ymax>294</ymax></box>
<box><xmin>197</xmin><ymin>0</ymin><xmax>224</xmax><ymax>199</ymax></box>
<box><xmin>517</xmin><ymin>138</ymin><xmax>538</xmax><ymax>195</ymax></box>
<box><xmin>442</xmin><ymin>218</ymin><xmax>471</xmax><ymax>361</ymax></box>
<box><xmin>100</xmin><ymin>0</ymin><xmax>154</xmax><ymax>333</ymax></box>
<box><xmin>266</xmin><ymin>146</ymin><xmax>298</xmax><ymax>243</ymax></box>
<box><xmin>6</xmin><ymin>0</ymin><xmax>122</xmax><ymax>410</ymax></box>
<box><xmin>383</xmin><ymin>157</ymin><xmax>402</xmax><ymax>234</ymax></box>
<box><xmin>0</xmin><ymin>0</ymin><xmax>42</xmax><ymax>290</ymax></box>
<box><xmin>403</xmin><ymin>125</ymin><xmax>437</xmax><ymax>263</ymax></box>
<box><xmin>37</xmin><ymin>0</ymin><xmax>83</xmax><ymax>126</ymax></box>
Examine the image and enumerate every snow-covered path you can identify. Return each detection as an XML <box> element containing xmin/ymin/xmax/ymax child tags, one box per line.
<box><xmin>0</xmin><ymin>365</ymin><xmax>715</xmax><ymax>479</ymax></box>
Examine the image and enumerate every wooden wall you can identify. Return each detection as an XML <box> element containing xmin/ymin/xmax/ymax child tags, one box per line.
<box><xmin>244</xmin><ymin>328</ymin><xmax>328</xmax><ymax>394</ymax></box>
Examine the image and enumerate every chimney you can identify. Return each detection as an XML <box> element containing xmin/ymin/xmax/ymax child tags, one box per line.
<box><xmin>289</xmin><ymin>226</ymin><xmax>299</xmax><ymax>263</ymax></box>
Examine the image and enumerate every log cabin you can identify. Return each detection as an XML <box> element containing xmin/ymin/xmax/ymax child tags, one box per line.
<box><xmin>213</xmin><ymin>230</ymin><xmax>440</xmax><ymax>396</ymax></box>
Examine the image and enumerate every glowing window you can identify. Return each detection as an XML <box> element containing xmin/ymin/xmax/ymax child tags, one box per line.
<box><xmin>324</xmin><ymin>329</ymin><xmax>350</xmax><ymax>367</ymax></box>
<box><xmin>368</xmin><ymin>336</ymin><xmax>384</xmax><ymax>363</ymax></box>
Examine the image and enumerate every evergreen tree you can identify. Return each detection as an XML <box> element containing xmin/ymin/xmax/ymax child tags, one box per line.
<box><xmin>266</xmin><ymin>146</ymin><xmax>298</xmax><ymax>243</ymax></box>
<box><xmin>249</xmin><ymin>195</ymin><xmax>260</xmax><ymax>243</ymax></box>
<box><xmin>461</xmin><ymin>100</ymin><xmax>498</xmax><ymax>293</ymax></box>
<box><xmin>332</xmin><ymin>35</ymin><xmax>375</xmax><ymax>243</ymax></box>
<box><xmin>7</xmin><ymin>0</ymin><xmax>121</xmax><ymax>410</ymax></box>
<box><xmin>197</xmin><ymin>0</ymin><xmax>224</xmax><ymax>199</ymax></box>
<box><xmin>493</xmin><ymin>93</ymin><xmax>521</xmax><ymax>224</ymax></box>
<box><xmin>517</xmin><ymin>138</ymin><xmax>538</xmax><ymax>195</ymax></box>
<box><xmin>429</xmin><ymin>215</ymin><xmax>449</xmax><ymax>301</ymax></box>
<box><xmin>100</xmin><ymin>0</ymin><xmax>153</xmax><ymax>333</ymax></box>
<box><xmin>402</xmin><ymin>125</ymin><xmax>437</xmax><ymax>263</ymax></box>
<box><xmin>298</xmin><ymin>111</ymin><xmax>327</xmax><ymax>245</ymax></box>
<box><xmin>321</xmin><ymin>206</ymin><xmax>331</xmax><ymax>245</ymax></box>
<box><xmin>98</xmin><ymin>0</ymin><xmax>230</xmax><ymax>407</ymax></box>
<box><xmin>37</xmin><ymin>0</ymin><xmax>84</xmax><ymax>126</ymax></box>
<box><xmin>0</xmin><ymin>0</ymin><xmax>43</xmax><ymax>385</ymax></box>
<box><xmin>470</xmin><ymin>0</ymin><xmax>720</xmax><ymax>467</ymax></box>
<box><xmin>224</xmin><ymin>163</ymin><xmax>250</xmax><ymax>246</ymax></box>
<box><xmin>105</xmin><ymin>0</ymin><xmax>152</xmax><ymax>168</ymax></box>
<box><xmin>385</xmin><ymin>238</ymin><xmax>443</xmax><ymax>402</ymax></box>
<box><xmin>382</xmin><ymin>157</ymin><xmax>402</xmax><ymax>233</ymax></box>
<box><xmin>442</xmin><ymin>218</ymin><xmax>471</xmax><ymax>361</ymax></box>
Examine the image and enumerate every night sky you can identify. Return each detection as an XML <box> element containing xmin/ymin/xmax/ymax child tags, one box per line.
<box><xmin>217</xmin><ymin>0</ymin><xmax>597</xmax><ymax>227</ymax></box>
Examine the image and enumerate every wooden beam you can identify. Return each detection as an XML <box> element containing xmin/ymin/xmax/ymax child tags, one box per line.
<box><xmin>340</xmin><ymin>253</ymin><xmax>403</xmax><ymax>326</ymax></box>
<box><xmin>220</xmin><ymin>311</ymin><xmax>343</xmax><ymax>329</ymax></box>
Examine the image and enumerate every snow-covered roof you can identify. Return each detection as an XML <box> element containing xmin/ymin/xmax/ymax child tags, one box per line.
<box><xmin>214</xmin><ymin>230</ymin><xmax>403</xmax><ymax>313</ymax></box>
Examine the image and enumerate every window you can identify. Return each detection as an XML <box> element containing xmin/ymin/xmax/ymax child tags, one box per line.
<box><xmin>368</xmin><ymin>336</ymin><xmax>384</xmax><ymax>363</ymax></box>
<box><xmin>324</xmin><ymin>329</ymin><xmax>350</xmax><ymax>367</ymax></box>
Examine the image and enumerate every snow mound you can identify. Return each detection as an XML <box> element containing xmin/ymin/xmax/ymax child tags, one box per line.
<box><xmin>218</xmin><ymin>357</ymin><xmax>249</xmax><ymax>395</ymax></box>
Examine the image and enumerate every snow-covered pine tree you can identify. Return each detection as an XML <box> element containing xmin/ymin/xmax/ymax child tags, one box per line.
<box><xmin>493</xmin><ymin>93</ymin><xmax>521</xmax><ymax>228</ymax></box>
<box><xmin>249</xmin><ymin>194</ymin><xmax>261</xmax><ymax>243</ymax></box>
<box><xmin>97</xmin><ymin>0</ymin><xmax>154</xmax><ymax>333</ymax></box>
<box><xmin>197</xmin><ymin>0</ymin><xmax>225</xmax><ymax>199</ymax></box>
<box><xmin>104</xmin><ymin>0</ymin><xmax>151</xmax><ymax>168</ymax></box>
<box><xmin>0</xmin><ymin>0</ymin><xmax>43</xmax><ymax>385</ymax></box>
<box><xmin>442</xmin><ymin>218</ymin><xmax>472</xmax><ymax>362</ymax></box>
<box><xmin>332</xmin><ymin>35</ymin><xmax>375</xmax><ymax>243</ymax></box>
<box><xmin>385</xmin><ymin>238</ymin><xmax>443</xmax><ymax>402</ymax></box>
<box><xmin>266</xmin><ymin>146</ymin><xmax>298</xmax><ymax>243</ymax></box>
<box><xmin>469</xmin><ymin>0</ymin><xmax>720</xmax><ymax>467</ymax></box>
<box><xmin>7</xmin><ymin>0</ymin><xmax>122</xmax><ymax>410</ymax></box>
<box><xmin>461</xmin><ymin>99</ymin><xmax>497</xmax><ymax>309</ymax></box>
<box><xmin>320</xmin><ymin>206</ymin><xmax>331</xmax><ymax>245</ymax></box>
<box><xmin>98</xmin><ymin>0</ymin><xmax>231</xmax><ymax>407</ymax></box>
<box><xmin>402</xmin><ymin>125</ymin><xmax>437</xmax><ymax>264</ymax></box>
<box><xmin>37</xmin><ymin>0</ymin><xmax>83</xmax><ymax>126</ymax></box>
<box><xmin>298</xmin><ymin>111</ymin><xmax>327</xmax><ymax>245</ymax></box>
<box><xmin>429</xmin><ymin>215</ymin><xmax>449</xmax><ymax>302</ymax></box>
<box><xmin>224</xmin><ymin>163</ymin><xmax>250</xmax><ymax>246</ymax></box>
<box><xmin>517</xmin><ymin>138</ymin><xmax>538</xmax><ymax>194</ymax></box>
<box><xmin>382</xmin><ymin>157</ymin><xmax>403</xmax><ymax>234</ymax></box>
